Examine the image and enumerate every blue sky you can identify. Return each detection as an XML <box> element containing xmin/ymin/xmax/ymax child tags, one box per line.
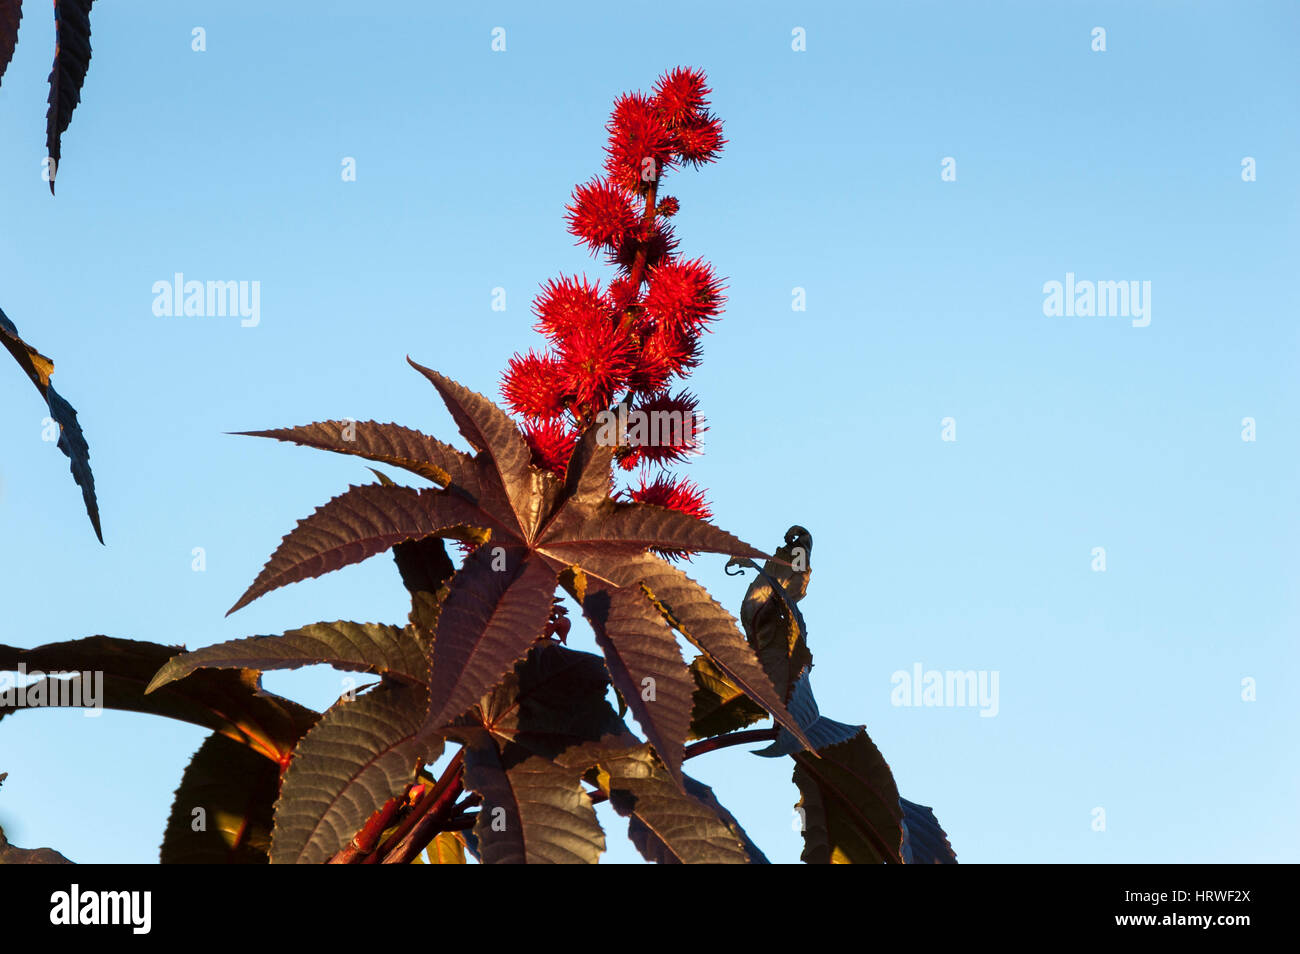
<box><xmin>1</xmin><ymin>1</ymin><xmax>1296</xmax><ymax>863</ymax></box>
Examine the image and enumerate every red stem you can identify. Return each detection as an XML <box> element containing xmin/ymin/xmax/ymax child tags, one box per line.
<box><xmin>359</xmin><ymin>750</ymin><xmax>464</xmax><ymax>864</ymax></box>
<box><xmin>625</xmin><ymin>177</ymin><xmax>660</xmax><ymax>293</ymax></box>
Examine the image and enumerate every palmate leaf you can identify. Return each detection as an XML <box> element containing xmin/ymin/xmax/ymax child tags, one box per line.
<box><xmin>0</xmin><ymin>773</ymin><xmax>73</xmax><ymax>864</ymax></box>
<box><xmin>457</xmin><ymin>641</ymin><xmax>618</xmax><ymax>865</ymax></box>
<box><xmin>45</xmin><ymin>0</ymin><xmax>93</xmax><ymax>194</ymax></box>
<box><xmin>227</xmin><ymin>482</ymin><xmax>484</xmax><ymax>615</ymax></box>
<box><xmin>228</xmin><ymin>364</ymin><xmax>791</xmax><ymax>770</ymax></box>
<box><xmin>539</xmin><ymin>500</ymin><xmax>764</xmax><ymax>560</ymax></box>
<box><xmin>0</xmin><ymin>0</ymin><xmax>20</xmax><ymax>86</ymax></box>
<box><xmin>469</xmin><ymin>640</ymin><xmax>628</xmax><ymax>758</ymax></box>
<box><xmin>237</xmin><ymin>420</ymin><xmax>477</xmax><ymax>489</ymax></box>
<box><xmin>236</xmin><ymin>366</ymin><xmax>765</xmax><ymax>572</ymax></box>
<box><xmin>581</xmin><ymin>583</ymin><xmax>694</xmax><ymax>784</ymax></box>
<box><xmin>0</xmin><ymin>637</ymin><xmax>316</xmax><ymax>763</ymax></box>
<box><xmin>459</xmin><ymin>642</ymin><xmax>765</xmax><ymax>864</ymax></box>
<box><xmin>0</xmin><ymin>306</ymin><xmax>101</xmax><ymax>541</ymax></box>
<box><xmin>560</xmin><ymin>410</ymin><xmax>618</xmax><ymax>506</ymax></box>
<box><xmin>146</xmin><ymin>620</ymin><xmax>428</xmax><ymax>693</ymax></box>
<box><xmin>462</xmin><ymin>738</ymin><xmax>604</xmax><ymax>865</ymax></box>
<box><xmin>793</xmin><ymin>729</ymin><xmax>905</xmax><ymax>864</ymax></box>
<box><xmin>424</xmin><ymin>546</ymin><xmax>557</xmax><ymax>731</ymax></box>
<box><xmin>160</xmin><ymin>733</ymin><xmax>279</xmax><ymax>864</ymax></box>
<box><xmin>270</xmin><ymin>683</ymin><xmax>439</xmax><ymax>864</ymax></box>
<box><xmin>406</xmin><ymin>359</ymin><xmax>551</xmax><ymax>540</ymax></box>
<box><xmin>592</xmin><ymin>744</ymin><xmax>763</xmax><ymax>864</ymax></box>
<box><xmin>555</xmin><ymin>550</ymin><xmax>812</xmax><ymax>753</ymax></box>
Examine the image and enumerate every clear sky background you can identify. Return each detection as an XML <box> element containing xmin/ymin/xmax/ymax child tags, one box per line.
<box><xmin>1</xmin><ymin>1</ymin><xmax>1296</xmax><ymax>864</ymax></box>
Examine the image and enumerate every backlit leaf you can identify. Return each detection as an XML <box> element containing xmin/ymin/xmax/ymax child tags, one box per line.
<box><xmin>553</xmin><ymin>549</ymin><xmax>811</xmax><ymax>752</ymax></box>
<box><xmin>593</xmin><ymin>744</ymin><xmax>757</xmax><ymax>864</ymax></box>
<box><xmin>424</xmin><ymin>547</ymin><xmax>557</xmax><ymax>731</ymax></box>
<box><xmin>160</xmin><ymin>733</ymin><xmax>278</xmax><ymax>864</ymax></box>
<box><xmin>423</xmin><ymin>830</ymin><xmax>467</xmax><ymax>864</ymax></box>
<box><xmin>462</xmin><ymin>740</ymin><xmax>604</xmax><ymax>864</ymax></box>
<box><xmin>408</xmin><ymin>359</ymin><xmax>555</xmax><ymax>540</ymax></box>
<box><xmin>540</xmin><ymin>500</ymin><xmax>764</xmax><ymax>560</ymax></box>
<box><xmin>0</xmin><ymin>636</ymin><xmax>316</xmax><ymax>762</ymax></box>
<box><xmin>238</xmin><ymin>420</ymin><xmax>475</xmax><ymax>490</ymax></box>
<box><xmin>270</xmin><ymin>684</ymin><xmax>437</xmax><ymax>864</ymax></box>
<box><xmin>228</xmin><ymin>482</ymin><xmax>484</xmax><ymax>615</ymax></box>
<box><xmin>147</xmin><ymin>620</ymin><xmax>427</xmax><ymax>694</ymax></box>
<box><xmin>581</xmin><ymin>583</ymin><xmax>693</xmax><ymax>784</ymax></box>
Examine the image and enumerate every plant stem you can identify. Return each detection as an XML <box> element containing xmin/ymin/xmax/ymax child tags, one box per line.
<box><xmin>625</xmin><ymin>177</ymin><xmax>660</xmax><ymax>292</ymax></box>
<box><xmin>328</xmin><ymin>792</ymin><xmax>406</xmax><ymax>864</ymax></box>
<box><xmin>683</xmin><ymin>727</ymin><xmax>779</xmax><ymax>759</ymax></box>
<box><xmin>348</xmin><ymin>727</ymin><xmax>782</xmax><ymax>862</ymax></box>
<box><xmin>379</xmin><ymin>771</ymin><xmax>465</xmax><ymax>864</ymax></box>
<box><xmin>361</xmin><ymin>750</ymin><xmax>464</xmax><ymax>864</ymax></box>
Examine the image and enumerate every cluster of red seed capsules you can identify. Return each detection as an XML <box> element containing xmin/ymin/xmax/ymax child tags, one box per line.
<box><xmin>501</xmin><ymin>67</ymin><xmax>727</xmax><ymax>526</ymax></box>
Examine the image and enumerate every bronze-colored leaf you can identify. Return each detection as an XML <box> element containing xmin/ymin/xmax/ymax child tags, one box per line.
<box><xmin>228</xmin><ymin>482</ymin><xmax>484</xmax><ymax>615</ymax></box>
<box><xmin>237</xmin><ymin>420</ymin><xmax>476</xmax><ymax>490</ymax></box>
<box><xmin>581</xmin><ymin>583</ymin><xmax>693</xmax><ymax>785</ymax></box>
<box><xmin>540</xmin><ymin>500</ymin><xmax>765</xmax><ymax>561</ymax></box>
<box><xmin>462</xmin><ymin>739</ymin><xmax>604</xmax><ymax>864</ymax></box>
<box><xmin>592</xmin><ymin>744</ymin><xmax>757</xmax><ymax>864</ymax></box>
<box><xmin>424</xmin><ymin>547</ymin><xmax>557</xmax><ymax>731</ymax></box>
<box><xmin>0</xmin><ymin>636</ymin><xmax>316</xmax><ymax>763</ymax></box>
<box><xmin>468</xmin><ymin>641</ymin><xmax>628</xmax><ymax>759</ymax></box>
<box><xmin>560</xmin><ymin>417</ymin><xmax>617</xmax><ymax>506</ymax></box>
<box><xmin>552</xmin><ymin>549</ymin><xmax>812</xmax><ymax>752</ymax></box>
<box><xmin>147</xmin><ymin>620</ymin><xmax>428</xmax><ymax>694</ymax></box>
<box><xmin>270</xmin><ymin>684</ymin><xmax>438</xmax><ymax>864</ymax></box>
<box><xmin>461</xmin><ymin>644</ymin><xmax>761</xmax><ymax>864</ymax></box>
<box><xmin>407</xmin><ymin>359</ymin><xmax>555</xmax><ymax>540</ymax></box>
